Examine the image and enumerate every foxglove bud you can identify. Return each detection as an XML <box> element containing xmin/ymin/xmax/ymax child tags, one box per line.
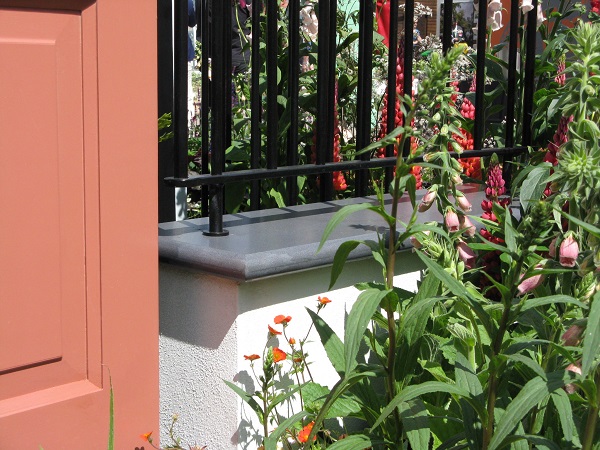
<box><xmin>456</xmin><ymin>193</ymin><xmax>472</xmax><ymax>212</ymax></box>
<box><xmin>562</xmin><ymin>324</ymin><xmax>584</xmax><ymax>346</ymax></box>
<box><xmin>452</xmin><ymin>173</ymin><xmax>463</xmax><ymax>186</ymax></box>
<box><xmin>517</xmin><ymin>265</ymin><xmax>544</xmax><ymax>296</ymax></box>
<box><xmin>445</xmin><ymin>208</ymin><xmax>460</xmax><ymax>232</ymax></box>
<box><xmin>418</xmin><ymin>189</ymin><xmax>437</xmax><ymax>212</ymax></box>
<box><xmin>559</xmin><ymin>234</ymin><xmax>579</xmax><ymax>268</ymax></box>
<box><xmin>548</xmin><ymin>237</ymin><xmax>558</xmax><ymax>258</ymax></box>
<box><xmin>457</xmin><ymin>240</ymin><xmax>476</xmax><ymax>269</ymax></box>
<box><xmin>460</xmin><ymin>214</ymin><xmax>476</xmax><ymax>237</ymax></box>
<box><xmin>564</xmin><ymin>361</ymin><xmax>582</xmax><ymax>394</ymax></box>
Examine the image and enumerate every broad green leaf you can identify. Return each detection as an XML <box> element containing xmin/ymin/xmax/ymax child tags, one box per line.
<box><xmin>550</xmin><ymin>390</ymin><xmax>582</xmax><ymax>448</ymax></box>
<box><xmin>520</xmin><ymin>166</ymin><xmax>550</xmax><ymax>212</ymax></box>
<box><xmin>302</xmin><ymin>382</ymin><xmax>361</xmax><ymax>418</ymax></box>
<box><xmin>519</xmin><ymin>294</ymin><xmax>587</xmax><ymax>313</ymax></box>
<box><xmin>268</xmin><ymin>187</ymin><xmax>286</xmax><ymax>208</ymax></box>
<box><xmin>327</xmin><ymin>435</ymin><xmax>386</xmax><ymax>449</ymax></box>
<box><xmin>505</xmin><ymin>354</ymin><xmax>546</xmax><ymax>378</ymax></box>
<box><xmin>401</xmin><ymin>296</ymin><xmax>445</xmax><ymax>346</ymax></box>
<box><xmin>267</xmin><ymin>384</ymin><xmax>303</xmax><ymax>416</ymax></box>
<box><xmin>318</xmin><ymin>203</ymin><xmax>380</xmax><ymax>252</ymax></box>
<box><xmin>329</xmin><ymin>240</ymin><xmax>362</xmax><ymax>289</ymax></box>
<box><xmin>416</xmin><ymin>251</ymin><xmax>493</xmax><ymax>336</ymax></box>
<box><xmin>488</xmin><ymin>372</ymin><xmax>569</xmax><ymax>450</ymax></box>
<box><xmin>400</xmin><ymin>399</ymin><xmax>430</xmax><ymax>450</ymax></box>
<box><xmin>503</xmin><ymin>208</ymin><xmax>517</xmax><ymax>254</ymax></box>
<box><xmin>420</xmin><ymin>360</ymin><xmax>454</xmax><ymax>383</ymax></box>
<box><xmin>455</xmin><ymin>353</ymin><xmax>484</xmax><ymax>450</ymax></box>
<box><xmin>306</xmin><ymin>308</ymin><xmax>345</xmax><ymax>376</ymax></box>
<box><xmin>581</xmin><ymin>291</ymin><xmax>600</xmax><ymax>377</ymax></box>
<box><xmin>371</xmin><ymin>382</ymin><xmax>470</xmax><ymax>431</ymax></box>
<box><xmin>223</xmin><ymin>380</ymin><xmax>264</xmax><ymax>422</ymax></box>
<box><xmin>559</xmin><ymin>209</ymin><xmax>600</xmax><ymax>238</ymax></box>
<box><xmin>501</xmin><ymin>435</ymin><xmax>561</xmax><ymax>450</ymax></box>
<box><xmin>345</xmin><ymin>288</ymin><xmax>391</xmax><ymax>374</ymax></box>
<box><xmin>263</xmin><ymin>411</ymin><xmax>306</xmax><ymax>450</ymax></box>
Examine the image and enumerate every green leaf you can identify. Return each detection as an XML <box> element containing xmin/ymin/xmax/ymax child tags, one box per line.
<box><xmin>401</xmin><ymin>296</ymin><xmax>445</xmax><ymax>346</ymax></box>
<box><xmin>329</xmin><ymin>240</ymin><xmax>362</xmax><ymax>289</ymax></box>
<box><xmin>400</xmin><ymin>399</ymin><xmax>430</xmax><ymax>450</ymax></box>
<box><xmin>503</xmin><ymin>208</ymin><xmax>517</xmax><ymax>254</ymax></box>
<box><xmin>306</xmin><ymin>308</ymin><xmax>345</xmax><ymax>377</ymax></box>
<box><xmin>318</xmin><ymin>203</ymin><xmax>378</xmax><ymax>252</ymax></box>
<box><xmin>501</xmin><ymin>435</ymin><xmax>561</xmax><ymax>450</ymax></box>
<box><xmin>559</xmin><ymin>209</ymin><xmax>600</xmax><ymax>238</ymax></box>
<box><xmin>345</xmin><ymin>288</ymin><xmax>391</xmax><ymax>374</ymax></box>
<box><xmin>268</xmin><ymin>187</ymin><xmax>286</xmax><ymax>208</ymax></box>
<box><xmin>581</xmin><ymin>291</ymin><xmax>600</xmax><ymax>377</ymax></box>
<box><xmin>488</xmin><ymin>372</ymin><xmax>570</xmax><ymax>450</ymax></box>
<box><xmin>519</xmin><ymin>294</ymin><xmax>588</xmax><ymax>313</ymax></box>
<box><xmin>550</xmin><ymin>390</ymin><xmax>582</xmax><ymax>448</ymax></box>
<box><xmin>302</xmin><ymin>382</ymin><xmax>361</xmax><ymax>418</ymax></box>
<box><xmin>263</xmin><ymin>411</ymin><xmax>306</xmax><ymax>450</ymax></box>
<box><xmin>107</xmin><ymin>372</ymin><xmax>114</xmax><ymax>450</ymax></box>
<box><xmin>371</xmin><ymin>382</ymin><xmax>470</xmax><ymax>431</ymax></box>
<box><xmin>223</xmin><ymin>380</ymin><xmax>264</xmax><ymax>422</ymax></box>
<box><xmin>267</xmin><ymin>384</ymin><xmax>303</xmax><ymax>416</ymax></box>
<box><xmin>520</xmin><ymin>166</ymin><xmax>550</xmax><ymax>212</ymax></box>
<box><xmin>327</xmin><ymin>435</ymin><xmax>386</xmax><ymax>449</ymax></box>
<box><xmin>455</xmin><ymin>353</ymin><xmax>484</xmax><ymax>450</ymax></box>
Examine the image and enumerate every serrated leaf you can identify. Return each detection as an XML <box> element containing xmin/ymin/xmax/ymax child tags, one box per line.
<box><xmin>488</xmin><ymin>372</ymin><xmax>569</xmax><ymax>450</ymax></box>
<box><xmin>306</xmin><ymin>308</ymin><xmax>345</xmax><ymax>377</ymax></box>
<box><xmin>345</xmin><ymin>288</ymin><xmax>391</xmax><ymax>374</ymax></box>
<box><xmin>581</xmin><ymin>291</ymin><xmax>600</xmax><ymax>377</ymax></box>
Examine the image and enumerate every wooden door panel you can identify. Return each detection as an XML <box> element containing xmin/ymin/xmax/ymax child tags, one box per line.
<box><xmin>0</xmin><ymin>1</ymin><xmax>158</xmax><ymax>447</ymax></box>
<box><xmin>0</xmin><ymin>8</ymin><xmax>90</xmax><ymax>402</ymax></box>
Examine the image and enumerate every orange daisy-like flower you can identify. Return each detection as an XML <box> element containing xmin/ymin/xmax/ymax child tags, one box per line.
<box><xmin>244</xmin><ymin>354</ymin><xmax>260</xmax><ymax>361</ymax></box>
<box><xmin>140</xmin><ymin>431</ymin><xmax>153</xmax><ymax>442</ymax></box>
<box><xmin>268</xmin><ymin>325</ymin><xmax>282</xmax><ymax>336</ymax></box>
<box><xmin>318</xmin><ymin>296</ymin><xmax>331</xmax><ymax>305</ymax></box>
<box><xmin>272</xmin><ymin>347</ymin><xmax>287</xmax><ymax>363</ymax></box>
<box><xmin>297</xmin><ymin>421</ymin><xmax>316</xmax><ymax>443</ymax></box>
<box><xmin>274</xmin><ymin>315</ymin><xmax>292</xmax><ymax>325</ymax></box>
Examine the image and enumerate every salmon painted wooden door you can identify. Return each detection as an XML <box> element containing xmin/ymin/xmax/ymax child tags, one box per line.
<box><xmin>0</xmin><ymin>1</ymin><xmax>158</xmax><ymax>448</ymax></box>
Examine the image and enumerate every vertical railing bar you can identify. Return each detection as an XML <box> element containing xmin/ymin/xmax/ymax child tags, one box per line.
<box><xmin>503</xmin><ymin>0</ymin><xmax>520</xmax><ymax>188</ymax></box>
<box><xmin>205</xmin><ymin>0</ymin><xmax>231</xmax><ymax>236</ymax></box>
<box><xmin>266</xmin><ymin>0</ymin><xmax>279</xmax><ymax>170</ymax></box>
<box><xmin>323</xmin><ymin>0</ymin><xmax>337</xmax><ymax>200</ymax></box>
<box><xmin>250</xmin><ymin>0</ymin><xmax>263</xmax><ymax>210</ymax></box>
<box><xmin>174</xmin><ymin>0</ymin><xmax>189</xmax><ymax>179</ymax></box>
<box><xmin>356</xmin><ymin>0</ymin><xmax>374</xmax><ymax>197</ymax></box>
<box><xmin>201</xmin><ymin>0</ymin><xmax>210</xmax><ymax>217</ymax></box>
<box><xmin>287</xmin><ymin>0</ymin><xmax>300</xmax><ymax>205</ymax></box>
<box><xmin>473</xmin><ymin>0</ymin><xmax>488</xmax><ymax>150</ymax></box>
<box><xmin>522</xmin><ymin>0</ymin><xmax>537</xmax><ymax>147</ymax></box>
<box><xmin>442</xmin><ymin>0</ymin><xmax>453</xmax><ymax>54</ymax></box>
<box><xmin>316</xmin><ymin>0</ymin><xmax>332</xmax><ymax>201</ymax></box>
<box><xmin>384</xmin><ymin>0</ymin><xmax>399</xmax><ymax>189</ymax></box>
<box><xmin>402</xmin><ymin>0</ymin><xmax>414</xmax><ymax>158</ymax></box>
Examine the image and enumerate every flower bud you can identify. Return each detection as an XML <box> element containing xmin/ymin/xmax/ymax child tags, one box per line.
<box><xmin>460</xmin><ymin>215</ymin><xmax>476</xmax><ymax>237</ymax></box>
<box><xmin>517</xmin><ymin>265</ymin><xmax>544</xmax><ymax>296</ymax></box>
<box><xmin>548</xmin><ymin>237</ymin><xmax>558</xmax><ymax>258</ymax></box>
<box><xmin>456</xmin><ymin>193</ymin><xmax>472</xmax><ymax>212</ymax></box>
<box><xmin>418</xmin><ymin>189</ymin><xmax>437</xmax><ymax>212</ymax></box>
<box><xmin>559</xmin><ymin>234</ymin><xmax>579</xmax><ymax>268</ymax></box>
<box><xmin>562</xmin><ymin>324</ymin><xmax>584</xmax><ymax>346</ymax></box>
<box><xmin>564</xmin><ymin>361</ymin><xmax>582</xmax><ymax>394</ymax></box>
<box><xmin>457</xmin><ymin>240</ymin><xmax>476</xmax><ymax>269</ymax></box>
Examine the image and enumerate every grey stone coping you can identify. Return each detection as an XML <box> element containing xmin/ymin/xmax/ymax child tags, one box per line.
<box><xmin>158</xmin><ymin>185</ymin><xmax>494</xmax><ymax>281</ymax></box>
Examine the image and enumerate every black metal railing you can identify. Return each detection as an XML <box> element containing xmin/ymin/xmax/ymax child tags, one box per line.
<box><xmin>158</xmin><ymin>0</ymin><xmax>537</xmax><ymax>233</ymax></box>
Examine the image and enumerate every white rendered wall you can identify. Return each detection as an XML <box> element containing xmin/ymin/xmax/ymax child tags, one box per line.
<box><xmin>159</xmin><ymin>252</ymin><xmax>423</xmax><ymax>449</ymax></box>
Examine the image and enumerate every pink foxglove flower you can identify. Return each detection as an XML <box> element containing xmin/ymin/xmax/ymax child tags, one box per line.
<box><xmin>520</xmin><ymin>0</ymin><xmax>534</xmax><ymax>13</ymax></box>
<box><xmin>517</xmin><ymin>265</ymin><xmax>544</xmax><ymax>296</ymax></box>
<box><xmin>559</xmin><ymin>234</ymin><xmax>579</xmax><ymax>267</ymax></box>
<box><xmin>562</xmin><ymin>324</ymin><xmax>584</xmax><ymax>347</ymax></box>
<box><xmin>457</xmin><ymin>240</ymin><xmax>476</xmax><ymax>269</ymax></box>
<box><xmin>445</xmin><ymin>209</ymin><xmax>460</xmax><ymax>232</ymax></box>
<box><xmin>460</xmin><ymin>214</ymin><xmax>476</xmax><ymax>237</ymax></box>
<box><xmin>456</xmin><ymin>194</ymin><xmax>472</xmax><ymax>212</ymax></box>
<box><xmin>488</xmin><ymin>0</ymin><xmax>504</xmax><ymax>31</ymax></box>
<box><xmin>537</xmin><ymin>4</ymin><xmax>546</xmax><ymax>27</ymax></box>
<box><xmin>564</xmin><ymin>361</ymin><xmax>582</xmax><ymax>394</ymax></box>
<box><xmin>418</xmin><ymin>189</ymin><xmax>437</xmax><ymax>212</ymax></box>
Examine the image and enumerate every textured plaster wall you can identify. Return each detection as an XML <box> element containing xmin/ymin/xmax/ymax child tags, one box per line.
<box><xmin>159</xmin><ymin>253</ymin><xmax>423</xmax><ymax>449</ymax></box>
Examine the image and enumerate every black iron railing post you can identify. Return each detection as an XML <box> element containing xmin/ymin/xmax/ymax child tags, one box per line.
<box><xmin>250</xmin><ymin>0</ymin><xmax>263</xmax><ymax>210</ymax></box>
<box><xmin>384</xmin><ymin>0</ymin><xmax>399</xmax><ymax>189</ymax></box>
<box><xmin>287</xmin><ymin>0</ymin><xmax>300</xmax><ymax>205</ymax></box>
<box><xmin>522</xmin><ymin>0</ymin><xmax>538</xmax><ymax>147</ymax></box>
<box><xmin>402</xmin><ymin>0</ymin><xmax>414</xmax><ymax>158</ymax></box>
<box><xmin>474</xmin><ymin>0</ymin><xmax>488</xmax><ymax>150</ymax></box>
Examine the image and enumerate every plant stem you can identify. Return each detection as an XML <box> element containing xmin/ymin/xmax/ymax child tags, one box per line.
<box><xmin>581</xmin><ymin>371</ymin><xmax>600</xmax><ymax>450</ymax></box>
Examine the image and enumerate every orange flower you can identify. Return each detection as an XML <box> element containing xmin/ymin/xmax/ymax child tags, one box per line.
<box><xmin>318</xmin><ymin>296</ymin><xmax>331</xmax><ymax>305</ymax></box>
<box><xmin>140</xmin><ymin>431</ymin><xmax>153</xmax><ymax>442</ymax></box>
<box><xmin>274</xmin><ymin>315</ymin><xmax>292</xmax><ymax>325</ymax></box>
<box><xmin>268</xmin><ymin>325</ymin><xmax>282</xmax><ymax>336</ymax></box>
<box><xmin>297</xmin><ymin>421</ymin><xmax>316</xmax><ymax>443</ymax></box>
<box><xmin>288</xmin><ymin>337</ymin><xmax>296</xmax><ymax>345</ymax></box>
<box><xmin>272</xmin><ymin>347</ymin><xmax>287</xmax><ymax>362</ymax></box>
<box><xmin>244</xmin><ymin>354</ymin><xmax>260</xmax><ymax>361</ymax></box>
